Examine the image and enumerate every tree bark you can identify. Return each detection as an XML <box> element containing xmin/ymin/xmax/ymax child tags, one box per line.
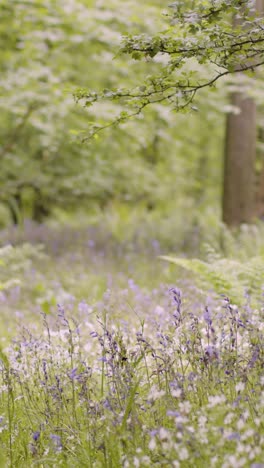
<box><xmin>222</xmin><ymin>0</ymin><xmax>263</xmax><ymax>226</ymax></box>
<box><xmin>222</xmin><ymin>93</ymin><xmax>256</xmax><ymax>226</ymax></box>
<box><xmin>254</xmin><ymin>0</ymin><xmax>264</xmax><ymax>218</ymax></box>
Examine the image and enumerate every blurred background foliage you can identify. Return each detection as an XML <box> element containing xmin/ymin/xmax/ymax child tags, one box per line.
<box><xmin>0</xmin><ymin>0</ymin><xmax>226</xmax><ymax>237</ymax></box>
<box><xmin>0</xmin><ymin>0</ymin><xmax>263</xmax><ymax>251</ymax></box>
<box><xmin>1</xmin><ymin>0</ymin><xmax>264</xmax><ymax>341</ymax></box>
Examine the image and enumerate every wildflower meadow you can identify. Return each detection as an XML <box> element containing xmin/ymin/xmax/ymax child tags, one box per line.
<box><xmin>1</xmin><ymin>0</ymin><xmax>264</xmax><ymax>466</ymax></box>
<box><xmin>0</xmin><ymin>223</ymin><xmax>263</xmax><ymax>467</ymax></box>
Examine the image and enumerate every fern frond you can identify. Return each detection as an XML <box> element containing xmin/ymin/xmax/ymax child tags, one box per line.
<box><xmin>160</xmin><ymin>254</ymin><xmax>264</xmax><ymax>304</ymax></box>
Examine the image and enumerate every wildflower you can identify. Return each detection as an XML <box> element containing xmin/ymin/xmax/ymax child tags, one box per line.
<box><xmin>141</xmin><ymin>456</ymin><xmax>151</xmax><ymax>465</ymax></box>
<box><xmin>50</xmin><ymin>434</ymin><xmax>62</xmax><ymax>452</ymax></box>
<box><xmin>179</xmin><ymin>401</ymin><xmax>192</xmax><ymax>414</ymax></box>
<box><xmin>241</xmin><ymin>429</ymin><xmax>255</xmax><ymax>441</ymax></box>
<box><xmin>68</xmin><ymin>367</ymin><xmax>78</xmax><ymax>380</ymax></box>
<box><xmin>154</xmin><ymin>305</ymin><xmax>165</xmax><ymax>316</ymax></box>
<box><xmin>171</xmin><ymin>388</ymin><xmax>182</xmax><ymax>398</ymax></box>
<box><xmin>179</xmin><ymin>447</ymin><xmax>189</xmax><ymax>461</ymax></box>
<box><xmin>33</xmin><ymin>431</ymin><xmax>40</xmax><ymax>442</ymax></box>
<box><xmin>0</xmin><ymin>292</ymin><xmax>6</xmax><ymax>303</ymax></box>
<box><xmin>207</xmin><ymin>395</ymin><xmax>226</xmax><ymax>408</ymax></box>
<box><xmin>148</xmin><ymin>438</ymin><xmax>156</xmax><ymax>450</ymax></box>
<box><xmin>29</xmin><ymin>443</ymin><xmax>38</xmax><ymax>456</ymax></box>
<box><xmin>167</xmin><ymin>410</ymin><xmax>180</xmax><ymax>417</ymax></box>
<box><xmin>204</xmin><ymin>345</ymin><xmax>219</xmax><ymax>362</ymax></box>
<box><xmin>147</xmin><ymin>385</ymin><xmax>165</xmax><ymax>402</ymax></box>
<box><xmin>237</xmin><ymin>419</ymin><xmax>245</xmax><ymax>430</ymax></box>
<box><xmin>170</xmin><ymin>287</ymin><xmax>182</xmax><ymax>323</ymax></box>
<box><xmin>78</xmin><ymin>301</ymin><xmax>92</xmax><ymax>315</ymax></box>
<box><xmin>227</xmin><ymin>432</ymin><xmax>240</xmax><ymax>441</ymax></box>
<box><xmin>149</xmin><ymin>430</ymin><xmax>159</xmax><ymax>437</ymax></box>
<box><xmin>210</xmin><ymin>457</ymin><xmax>219</xmax><ymax>467</ymax></box>
<box><xmin>159</xmin><ymin>427</ymin><xmax>170</xmax><ymax>441</ymax></box>
<box><xmin>235</xmin><ymin>382</ymin><xmax>245</xmax><ymax>393</ymax></box>
<box><xmin>224</xmin><ymin>412</ymin><xmax>235</xmax><ymax>425</ymax></box>
<box><xmin>128</xmin><ymin>279</ymin><xmax>138</xmax><ymax>291</ymax></box>
<box><xmin>0</xmin><ymin>416</ymin><xmax>7</xmax><ymax>433</ymax></box>
<box><xmin>173</xmin><ymin>461</ymin><xmax>180</xmax><ymax>468</ymax></box>
<box><xmin>204</xmin><ymin>306</ymin><xmax>212</xmax><ymax>326</ymax></box>
<box><xmin>170</xmin><ymin>287</ymin><xmax>182</xmax><ymax>304</ymax></box>
<box><xmin>198</xmin><ymin>415</ymin><xmax>207</xmax><ymax>427</ymax></box>
<box><xmin>90</xmin><ymin>331</ymin><xmax>98</xmax><ymax>338</ymax></box>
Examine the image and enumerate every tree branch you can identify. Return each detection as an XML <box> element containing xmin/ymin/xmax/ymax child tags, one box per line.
<box><xmin>0</xmin><ymin>104</ymin><xmax>37</xmax><ymax>158</ymax></box>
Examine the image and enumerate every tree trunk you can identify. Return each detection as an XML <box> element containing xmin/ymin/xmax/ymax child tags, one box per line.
<box><xmin>7</xmin><ymin>194</ymin><xmax>22</xmax><ymax>225</ymax></box>
<box><xmin>222</xmin><ymin>93</ymin><xmax>256</xmax><ymax>226</ymax></box>
<box><xmin>222</xmin><ymin>0</ymin><xmax>263</xmax><ymax>226</ymax></box>
<box><xmin>254</xmin><ymin>0</ymin><xmax>264</xmax><ymax>218</ymax></box>
<box><xmin>32</xmin><ymin>197</ymin><xmax>50</xmax><ymax>222</ymax></box>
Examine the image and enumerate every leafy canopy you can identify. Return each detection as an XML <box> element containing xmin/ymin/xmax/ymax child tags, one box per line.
<box><xmin>75</xmin><ymin>0</ymin><xmax>264</xmax><ymax>139</ymax></box>
<box><xmin>1</xmin><ymin>0</ymin><xmax>186</xmax><ymax>220</ymax></box>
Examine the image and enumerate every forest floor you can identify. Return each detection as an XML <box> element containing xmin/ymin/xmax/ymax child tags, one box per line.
<box><xmin>0</xmin><ymin>223</ymin><xmax>263</xmax><ymax>467</ymax></box>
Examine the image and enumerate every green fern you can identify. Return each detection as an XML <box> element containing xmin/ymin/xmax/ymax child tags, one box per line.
<box><xmin>0</xmin><ymin>244</ymin><xmax>46</xmax><ymax>291</ymax></box>
<box><xmin>160</xmin><ymin>253</ymin><xmax>264</xmax><ymax>304</ymax></box>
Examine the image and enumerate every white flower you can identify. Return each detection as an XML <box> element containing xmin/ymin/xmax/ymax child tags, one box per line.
<box><xmin>148</xmin><ymin>438</ymin><xmax>156</xmax><ymax>451</ymax></box>
<box><xmin>207</xmin><ymin>395</ymin><xmax>226</xmax><ymax>408</ymax></box>
<box><xmin>241</xmin><ymin>429</ymin><xmax>254</xmax><ymax>441</ymax></box>
<box><xmin>173</xmin><ymin>461</ymin><xmax>180</xmax><ymax>468</ymax></box>
<box><xmin>237</xmin><ymin>419</ymin><xmax>245</xmax><ymax>430</ymax></box>
<box><xmin>210</xmin><ymin>456</ymin><xmax>219</xmax><ymax>466</ymax></box>
<box><xmin>198</xmin><ymin>415</ymin><xmax>207</xmax><ymax>427</ymax></box>
<box><xmin>154</xmin><ymin>305</ymin><xmax>165</xmax><ymax>315</ymax></box>
<box><xmin>179</xmin><ymin>447</ymin><xmax>189</xmax><ymax>461</ymax></box>
<box><xmin>224</xmin><ymin>413</ymin><xmax>235</xmax><ymax>425</ymax></box>
<box><xmin>147</xmin><ymin>385</ymin><xmax>165</xmax><ymax>402</ymax></box>
<box><xmin>235</xmin><ymin>382</ymin><xmax>245</xmax><ymax>393</ymax></box>
<box><xmin>159</xmin><ymin>427</ymin><xmax>169</xmax><ymax>441</ymax></box>
<box><xmin>179</xmin><ymin>401</ymin><xmax>192</xmax><ymax>414</ymax></box>
<box><xmin>171</xmin><ymin>388</ymin><xmax>182</xmax><ymax>398</ymax></box>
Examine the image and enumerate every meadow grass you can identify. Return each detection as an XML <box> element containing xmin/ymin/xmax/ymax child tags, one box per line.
<box><xmin>0</xmin><ymin>223</ymin><xmax>263</xmax><ymax>467</ymax></box>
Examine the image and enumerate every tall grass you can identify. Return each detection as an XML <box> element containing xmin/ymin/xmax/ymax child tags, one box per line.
<box><xmin>0</xmin><ymin>287</ymin><xmax>263</xmax><ymax>467</ymax></box>
<box><xmin>0</xmin><ymin>222</ymin><xmax>263</xmax><ymax>466</ymax></box>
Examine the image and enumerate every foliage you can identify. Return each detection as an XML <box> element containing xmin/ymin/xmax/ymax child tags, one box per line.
<box><xmin>76</xmin><ymin>0</ymin><xmax>264</xmax><ymax>138</ymax></box>
<box><xmin>1</xmin><ymin>1</ymin><xmax>264</xmax><ymax>463</ymax></box>
<box><xmin>0</xmin><ymin>224</ymin><xmax>263</xmax><ymax>466</ymax></box>
<box><xmin>0</xmin><ymin>0</ymin><xmax>264</xmax><ymax>229</ymax></box>
<box><xmin>1</xmin><ymin>0</ymin><xmax>181</xmax><ymax>222</ymax></box>
<box><xmin>0</xmin><ymin>283</ymin><xmax>263</xmax><ymax>466</ymax></box>
<box><xmin>0</xmin><ymin>0</ymin><xmax>240</xmax><ymax>229</ymax></box>
<box><xmin>160</xmin><ymin>250</ymin><xmax>264</xmax><ymax>304</ymax></box>
<box><xmin>0</xmin><ymin>243</ymin><xmax>46</xmax><ymax>292</ymax></box>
